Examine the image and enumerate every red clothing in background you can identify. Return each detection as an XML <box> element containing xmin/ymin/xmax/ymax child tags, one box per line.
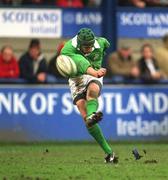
<box><xmin>0</xmin><ymin>54</ymin><xmax>20</xmax><ymax>78</ymax></box>
<box><xmin>56</xmin><ymin>0</ymin><xmax>84</xmax><ymax>8</ymax></box>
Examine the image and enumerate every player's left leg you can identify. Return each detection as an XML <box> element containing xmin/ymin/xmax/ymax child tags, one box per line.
<box><xmin>76</xmin><ymin>99</ymin><xmax>87</xmax><ymax>119</ymax></box>
<box><xmin>85</xmin><ymin>81</ymin><xmax>102</xmax><ymax>125</ymax></box>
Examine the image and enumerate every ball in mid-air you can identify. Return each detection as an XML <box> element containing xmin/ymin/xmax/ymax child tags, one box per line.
<box><xmin>56</xmin><ymin>55</ymin><xmax>77</xmax><ymax>77</ymax></box>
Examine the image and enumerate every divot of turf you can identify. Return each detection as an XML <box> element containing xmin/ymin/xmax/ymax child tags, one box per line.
<box><xmin>144</xmin><ymin>160</ymin><xmax>158</xmax><ymax>164</ymax></box>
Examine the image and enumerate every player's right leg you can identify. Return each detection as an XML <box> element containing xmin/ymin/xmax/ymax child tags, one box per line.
<box><xmin>76</xmin><ymin>99</ymin><xmax>118</xmax><ymax>164</ymax></box>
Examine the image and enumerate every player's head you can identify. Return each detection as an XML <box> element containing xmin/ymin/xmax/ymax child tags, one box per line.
<box><xmin>77</xmin><ymin>28</ymin><xmax>95</xmax><ymax>54</ymax></box>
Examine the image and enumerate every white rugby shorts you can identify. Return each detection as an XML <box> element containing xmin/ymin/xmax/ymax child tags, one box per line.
<box><xmin>68</xmin><ymin>74</ymin><xmax>103</xmax><ymax>104</ymax></box>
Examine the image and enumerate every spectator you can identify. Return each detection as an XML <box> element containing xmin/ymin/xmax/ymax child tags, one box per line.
<box><xmin>118</xmin><ymin>0</ymin><xmax>168</xmax><ymax>7</ymax></box>
<box><xmin>106</xmin><ymin>45</ymin><xmax>139</xmax><ymax>83</ymax></box>
<box><xmin>118</xmin><ymin>0</ymin><xmax>130</xmax><ymax>6</ymax></box>
<box><xmin>155</xmin><ymin>34</ymin><xmax>168</xmax><ymax>78</ymax></box>
<box><xmin>138</xmin><ymin>43</ymin><xmax>164</xmax><ymax>83</ymax></box>
<box><xmin>143</xmin><ymin>0</ymin><xmax>168</xmax><ymax>7</ymax></box>
<box><xmin>56</xmin><ymin>0</ymin><xmax>84</xmax><ymax>8</ymax></box>
<box><xmin>21</xmin><ymin>0</ymin><xmax>43</xmax><ymax>5</ymax></box>
<box><xmin>0</xmin><ymin>45</ymin><xmax>20</xmax><ymax>79</ymax></box>
<box><xmin>84</xmin><ymin>0</ymin><xmax>102</xmax><ymax>7</ymax></box>
<box><xmin>118</xmin><ymin>0</ymin><xmax>145</xmax><ymax>7</ymax></box>
<box><xmin>0</xmin><ymin>0</ymin><xmax>13</xmax><ymax>5</ymax></box>
<box><xmin>47</xmin><ymin>41</ymin><xmax>65</xmax><ymax>83</ymax></box>
<box><xmin>19</xmin><ymin>38</ymin><xmax>47</xmax><ymax>83</ymax></box>
<box><xmin>21</xmin><ymin>0</ymin><xmax>55</xmax><ymax>6</ymax></box>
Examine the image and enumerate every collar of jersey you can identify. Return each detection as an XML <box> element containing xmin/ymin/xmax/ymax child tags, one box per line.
<box><xmin>71</xmin><ymin>35</ymin><xmax>100</xmax><ymax>49</ymax></box>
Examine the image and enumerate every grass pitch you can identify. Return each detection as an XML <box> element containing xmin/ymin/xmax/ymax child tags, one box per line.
<box><xmin>0</xmin><ymin>142</ymin><xmax>168</xmax><ymax>180</ymax></box>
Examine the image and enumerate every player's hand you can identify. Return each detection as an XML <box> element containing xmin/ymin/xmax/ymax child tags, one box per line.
<box><xmin>86</xmin><ymin>67</ymin><xmax>106</xmax><ymax>78</ymax></box>
<box><xmin>97</xmin><ymin>68</ymin><xmax>107</xmax><ymax>78</ymax></box>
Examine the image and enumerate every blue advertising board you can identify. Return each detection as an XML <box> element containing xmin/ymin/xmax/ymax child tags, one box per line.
<box><xmin>0</xmin><ymin>85</ymin><xmax>168</xmax><ymax>141</ymax></box>
<box><xmin>117</xmin><ymin>8</ymin><xmax>168</xmax><ymax>38</ymax></box>
<box><xmin>62</xmin><ymin>9</ymin><xmax>102</xmax><ymax>37</ymax></box>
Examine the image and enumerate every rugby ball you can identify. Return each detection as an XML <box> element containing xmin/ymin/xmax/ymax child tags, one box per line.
<box><xmin>56</xmin><ymin>55</ymin><xmax>77</xmax><ymax>77</ymax></box>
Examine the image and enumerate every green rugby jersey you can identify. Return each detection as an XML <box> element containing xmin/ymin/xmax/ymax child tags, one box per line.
<box><xmin>61</xmin><ymin>35</ymin><xmax>110</xmax><ymax>77</ymax></box>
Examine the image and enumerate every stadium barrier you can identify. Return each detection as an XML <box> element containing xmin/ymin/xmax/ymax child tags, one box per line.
<box><xmin>0</xmin><ymin>84</ymin><xmax>168</xmax><ymax>141</ymax></box>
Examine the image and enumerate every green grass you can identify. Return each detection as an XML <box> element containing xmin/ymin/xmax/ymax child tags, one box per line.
<box><xmin>0</xmin><ymin>142</ymin><xmax>168</xmax><ymax>180</ymax></box>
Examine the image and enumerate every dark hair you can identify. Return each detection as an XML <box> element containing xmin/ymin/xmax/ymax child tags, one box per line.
<box><xmin>162</xmin><ymin>34</ymin><xmax>168</xmax><ymax>42</ymax></box>
<box><xmin>141</xmin><ymin>43</ymin><xmax>153</xmax><ymax>53</ymax></box>
<box><xmin>29</xmin><ymin>38</ymin><xmax>40</xmax><ymax>49</ymax></box>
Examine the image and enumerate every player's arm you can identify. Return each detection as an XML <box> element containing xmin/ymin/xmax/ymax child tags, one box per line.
<box><xmin>76</xmin><ymin>54</ymin><xmax>106</xmax><ymax>78</ymax></box>
<box><xmin>86</xmin><ymin>67</ymin><xmax>106</xmax><ymax>78</ymax></box>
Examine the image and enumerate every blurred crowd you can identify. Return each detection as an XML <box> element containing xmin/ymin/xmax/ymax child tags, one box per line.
<box><xmin>1</xmin><ymin>33</ymin><xmax>168</xmax><ymax>84</ymax></box>
<box><xmin>0</xmin><ymin>39</ymin><xmax>66</xmax><ymax>84</ymax></box>
<box><xmin>118</xmin><ymin>0</ymin><xmax>168</xmax><ymax>8</ymax></box>
<box><xmin>106</xmin><ymin>33</ymin><xmax>168</xmax><ymax>84</ymax></box>
<box><xmin>1</xmin><ymin>0</ymin><xmax>167</xmax><ymax>8</ymax></box>
<box><xmin>0</xmin><ymin>0</ymin><xmax>102</xmax><ymax>8</ymax></box>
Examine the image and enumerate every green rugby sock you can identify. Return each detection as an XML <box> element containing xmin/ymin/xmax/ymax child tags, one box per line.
<box><xmin>87</xmin><ymin>124</ymin><xmax>112</xmax><ymax>154</ymax></box>
<box><xmin>86</xmin><ymin>99</ymin><xmax>98</xmax><ymax>117</ymax></box>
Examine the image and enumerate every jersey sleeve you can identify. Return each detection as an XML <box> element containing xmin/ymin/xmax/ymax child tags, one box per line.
<box><xmin>97</xmin><ymin>37</ymin><xmax>110</xmax><ymax>50</ymax></box>
<box><xmin>102</xmin><ymin>38</ymin><xmax>110</xmax><ymax>50</ymax></box>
